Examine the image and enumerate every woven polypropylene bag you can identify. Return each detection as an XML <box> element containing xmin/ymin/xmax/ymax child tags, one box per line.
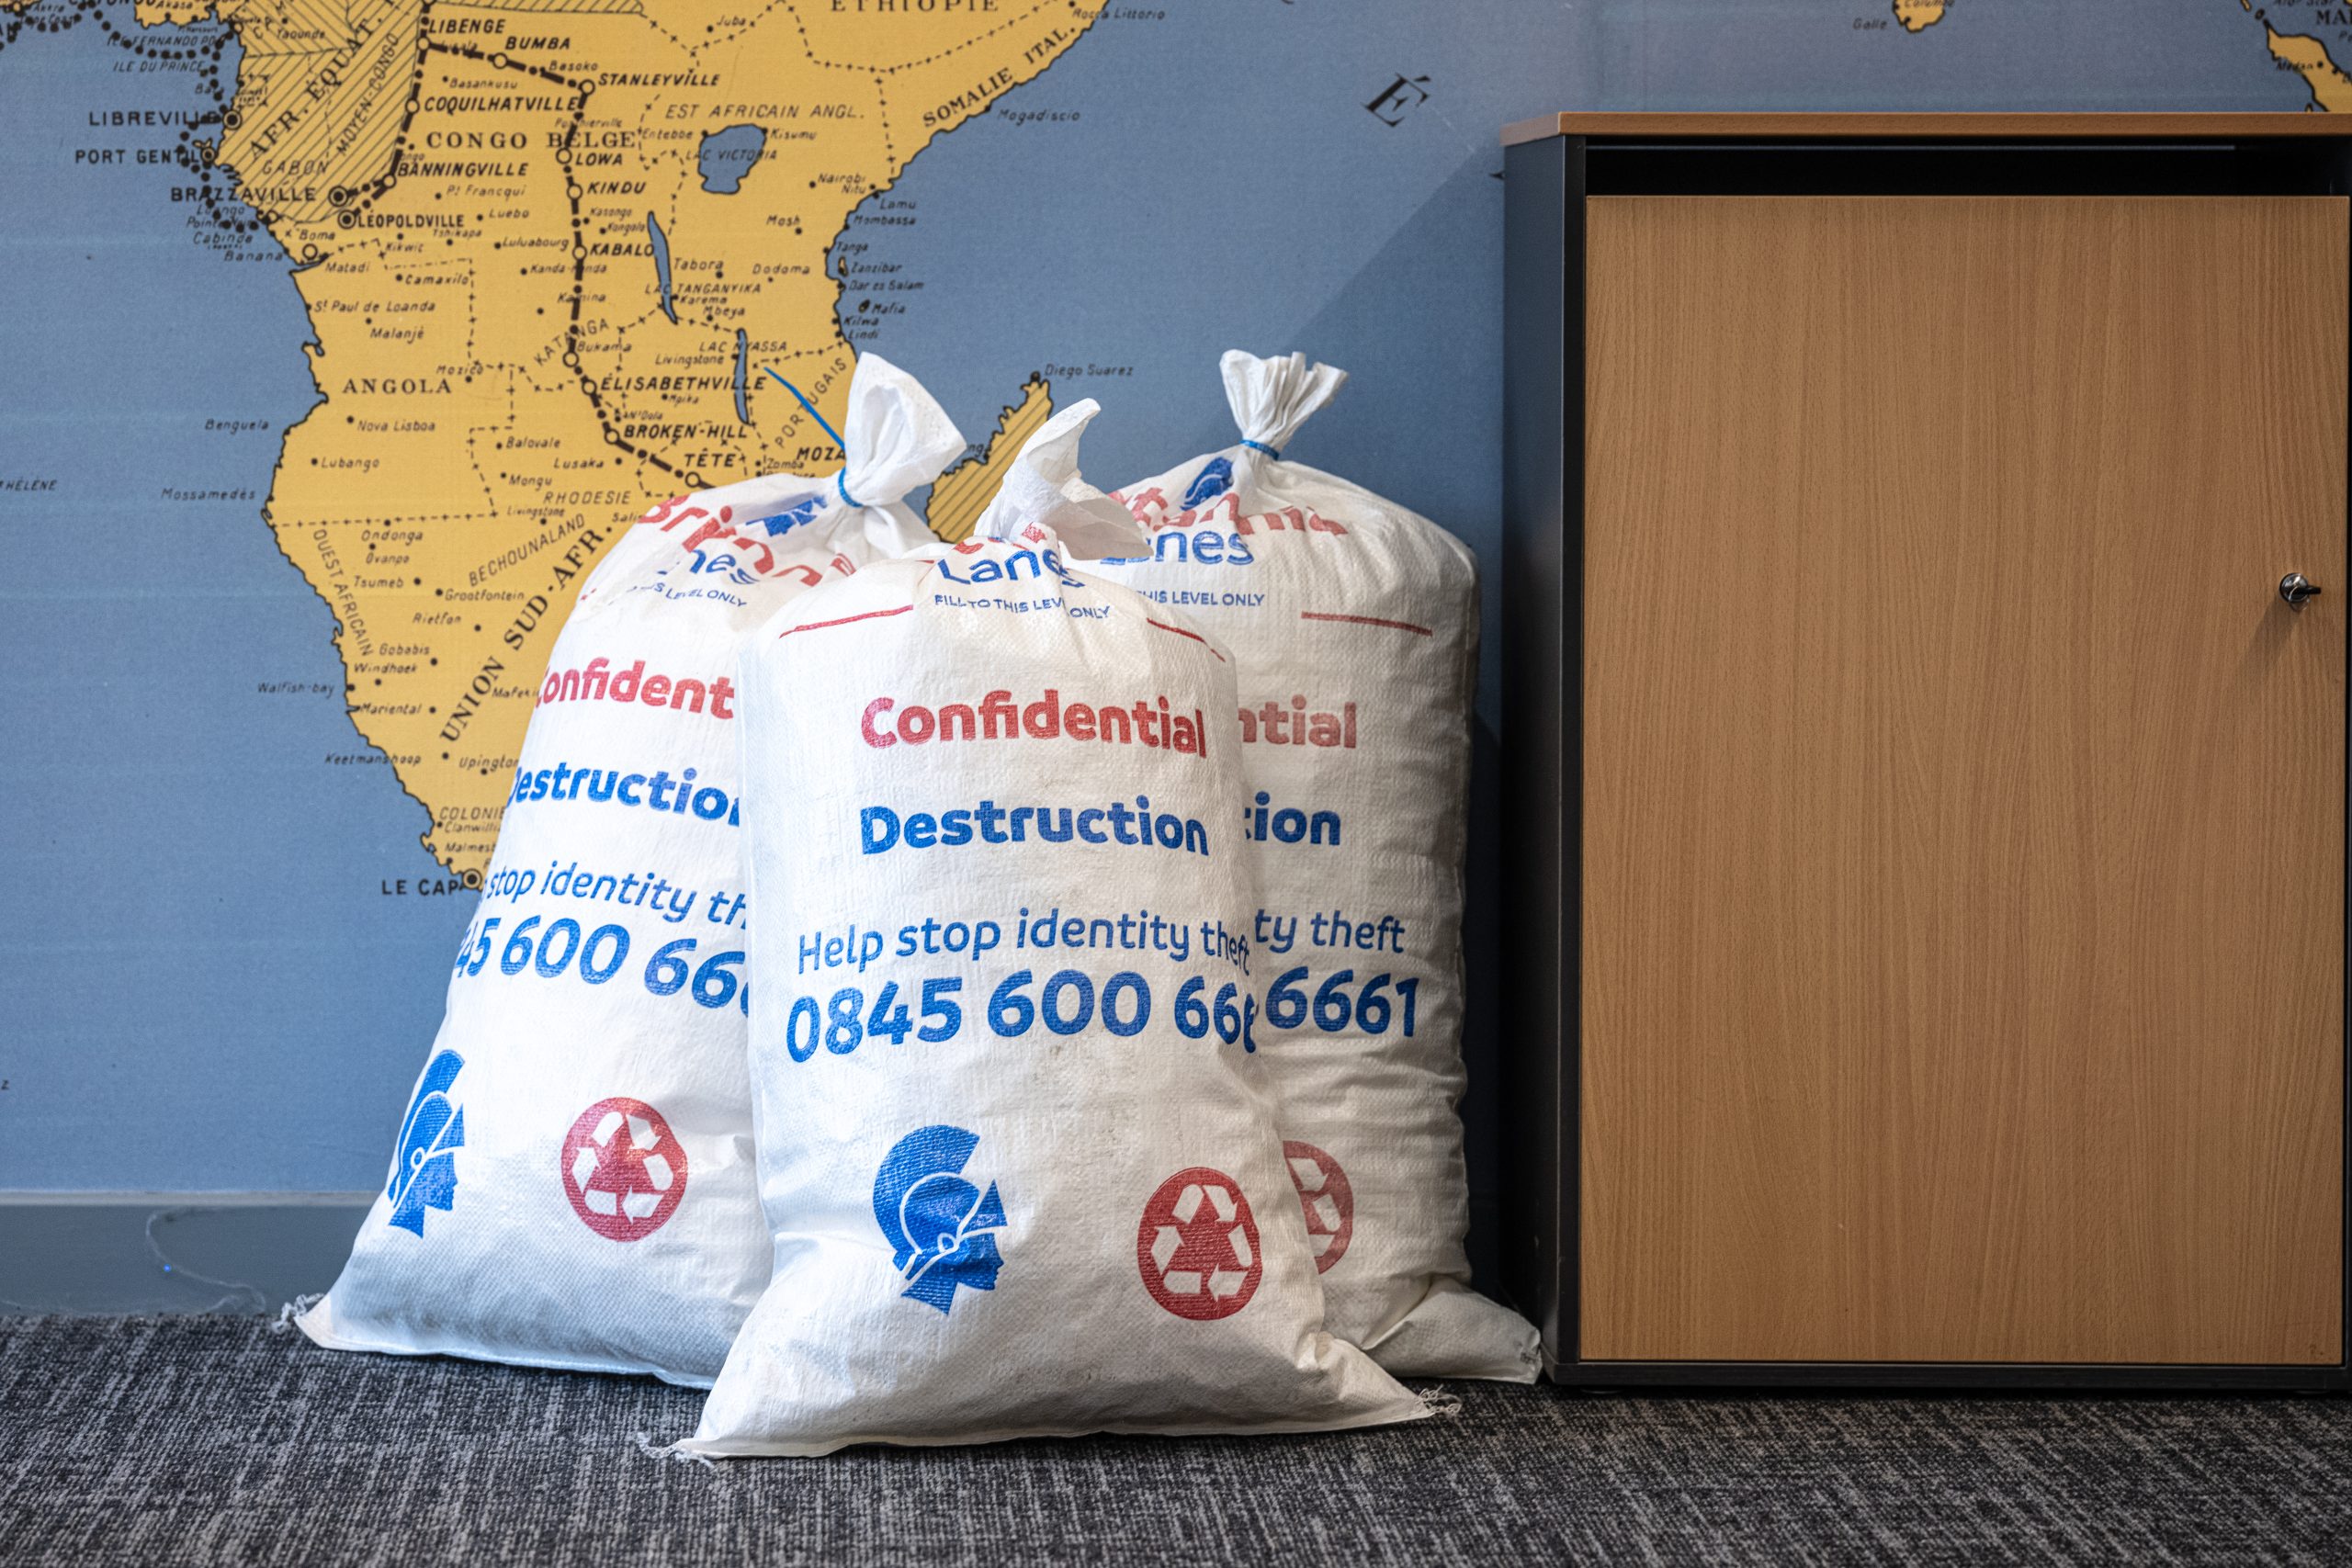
<box><xmin>684</xmin><ymin>400</ymin><xmax>1425</xmax><ymax>1453</ymax></box>
<box><xmin>299</xmin><ymin>355</ymin><xmax>964</xmax><ymax>1385</ymax></box>
<box><xmin>1094</xmin><ymin>352</ymin><xmax>1538</xmax><ymax>1382</ymax></box>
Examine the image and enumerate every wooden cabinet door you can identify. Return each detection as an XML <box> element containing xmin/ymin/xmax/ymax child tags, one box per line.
<box><xmin>1581</xmin><ymin>196</ymin><xmax>2346</xmax><ymax>1365</ymax></box>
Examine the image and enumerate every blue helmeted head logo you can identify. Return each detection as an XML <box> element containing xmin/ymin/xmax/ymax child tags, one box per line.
<box><xmin>872</xmin><ymin>1124</ymin><xmax>1005</xmax><ymax>1314</ymax></box>
<box><xmin>743</xmin><ymin>493</ymin><xmax>826</xmax><ymax>538</ymax></box>
<box><xmin>1182</xmin><ymin>456</ymin><xmax>1233</xmax><ymax>510</ymax></box>
<box><xmin>387</xmin><ymin>1049</ymin><xmax>465</xmax><ymax>1236</ymax></box>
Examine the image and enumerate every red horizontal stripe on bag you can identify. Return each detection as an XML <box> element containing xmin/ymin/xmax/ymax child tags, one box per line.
<box><xmin>781</xmin><ymin>604</ymin><xmax>914</xmax><ymax>637</ymax></box>
<box><xmin>1299</xmin><ymin>610</ymin><xmax>1432</xmax><ymax>637</ymax></box>
<box><xmin>1146</xmin><ymin>617</ymin><xmax>1226</xmax><ymax>661</ymax></box>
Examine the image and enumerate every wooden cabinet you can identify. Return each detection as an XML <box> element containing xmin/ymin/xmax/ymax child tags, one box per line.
<box><xmin>1503</xmin><ymin>116</ymin><xmax>2346</xmax><ymax>1388</ymax></box>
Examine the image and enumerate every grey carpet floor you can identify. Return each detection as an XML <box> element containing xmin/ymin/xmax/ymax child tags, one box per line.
<box><xmin>1</xmin><ymin>1316</ymin><xmax>2346</xmax><ymax>1566</ymax></box>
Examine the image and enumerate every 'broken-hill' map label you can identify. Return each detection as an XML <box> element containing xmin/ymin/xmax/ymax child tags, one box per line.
<box><xmin>136</xmin><ymin>0</ymin><xmax>1094</xmax><ymax>872</ymax></box>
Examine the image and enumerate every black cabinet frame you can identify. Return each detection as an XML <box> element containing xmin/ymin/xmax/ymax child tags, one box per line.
<box><xmin>1500</xmin><ymin>122</ymin><xmax>2352</xmax><ymax>1391</ymax></box>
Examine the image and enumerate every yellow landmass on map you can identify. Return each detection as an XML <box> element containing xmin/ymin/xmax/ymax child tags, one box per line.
<box><xmin>1891</xmin><ymin>1</ymin><xmax>1944</xmax><ymax>31</ymax></box>
<box><xmin>925</xmin><ymin>374</ymin><xmax>1052</xmax><ymax>543</ymax></box>
<box><xmin>2267</xmin><ymin>26</ymin><xmax>2352</xmax><ymax>110</ymax></box>
<box><xmin>134</xmin><ymin>0</ymin><xmax>1098</xmax><ymax>873</ymax></box>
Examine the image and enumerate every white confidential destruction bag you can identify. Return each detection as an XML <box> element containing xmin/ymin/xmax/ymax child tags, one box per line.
<box><xmin>299</xmin><ymin>355</ymin><xmax>964</xmax><ymax>1385</ymax></box>
<box><xmin>1096</xmin><ymin>352</ymin><xmax>1538</xmax><ymax>1382</ymax></box>
<box><xmin>686</xmin><ymin>400</ymin><xmax>1424</xmax><ymax>1454</ymax></box>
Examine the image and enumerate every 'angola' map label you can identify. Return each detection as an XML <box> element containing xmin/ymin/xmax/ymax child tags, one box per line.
<box><xmin>41</xmin><ymin>0</ymin><xmax>1097</xmax><ymax>872</ymax></box>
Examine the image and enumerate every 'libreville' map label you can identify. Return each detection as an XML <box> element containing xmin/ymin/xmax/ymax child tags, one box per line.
<box><xmin>109</xmin><ymin>0</ymin><xmax>1089</xmax><ymax>872</ymax></box>
<box><xmin>24</xmin><ymin>0</ymin><xmax>2351</xmax><ymax>876</ymax></box>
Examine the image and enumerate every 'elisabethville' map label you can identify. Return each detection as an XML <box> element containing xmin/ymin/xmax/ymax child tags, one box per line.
<box><xmin>112</xmin><ymin>0</ymin><xmax>1092</xmax><ymax>871</ymax></box>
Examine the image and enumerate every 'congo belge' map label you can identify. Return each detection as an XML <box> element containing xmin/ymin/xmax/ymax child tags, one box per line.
<box><xmin>119</xmin><ymin>0</ymin><xmax>1094</xmax><ymax>872</ymax></box>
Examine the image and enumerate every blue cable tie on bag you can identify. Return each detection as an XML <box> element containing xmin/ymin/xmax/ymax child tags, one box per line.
<box><xmin>763</xmin><ymin>367</ymin><xmax>861</xmax><ymax>506</ymax></box>
<box><xmin>1239</xmin><ymin>439</ymin><xmax>1282</xmax><ymax>459</ymax></box>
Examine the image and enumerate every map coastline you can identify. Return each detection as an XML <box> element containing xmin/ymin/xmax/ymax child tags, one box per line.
<box><xmin>141</xmin><ymin>0</ymin><xmax>1102</xmax><ymax>874</ymax></box>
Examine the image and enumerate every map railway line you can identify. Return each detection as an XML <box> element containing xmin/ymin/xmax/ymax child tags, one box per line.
<box><xmin>315</xmin><ymin>6</ymin><xmax>690</xmax><ymax>487</ymax></box>
<box><xmin>0</xmin><ymin>0</ymin><xmax>260</xmax><ymax>246</ymax></box>
<box><xmin>5</xmin><ymin>0</ymin><xmax>1101</xmax><ymax>874</ymax></box>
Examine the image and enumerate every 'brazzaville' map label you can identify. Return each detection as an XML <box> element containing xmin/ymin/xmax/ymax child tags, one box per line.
<box><xmin>83</xmin><ymin>0</ymin><xmax>1099</xmax><ymax>872</ymax></box>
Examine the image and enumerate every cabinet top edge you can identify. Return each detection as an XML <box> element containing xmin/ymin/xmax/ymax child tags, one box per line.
<box><xmin>1500</xmin><ymin>112</ymin><xmax>2352</xmax><ymax>146</ymax></box>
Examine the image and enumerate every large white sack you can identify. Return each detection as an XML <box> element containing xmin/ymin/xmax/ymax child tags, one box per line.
<box><xmin>686</xmin><ymin>400</ymin><xmax>1425</xmax><ymax>1455</ymax></box>
<box><xmin>1095</xmin><ymin>352</ymin><xmax>1538</xmax><ymax>1382</ymax></box>
<box><xmin>299</xmin><ymin>355</ymin><xmax>965</xmax><ymax>1385</ymax></box>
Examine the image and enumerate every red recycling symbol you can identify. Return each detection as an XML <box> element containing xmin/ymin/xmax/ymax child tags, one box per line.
<box><xmin>1136</xmin><ymin>1167</ymin><xmax>1262</xmax><ymax>1320</ymax></box>
<box><xmin>560</xmin><ymin>1098</ymin><xmax>688</xmax><ymax>1243</ymax></box>
<box><xmin>1283</xmin><ymin>1141</ymin><xmax>1355</xmax><ymax>1274</ymax></box>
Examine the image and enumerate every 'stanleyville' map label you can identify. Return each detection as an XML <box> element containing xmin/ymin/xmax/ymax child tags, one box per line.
<box><xmin>96</xmin><ymin>0</ymin><xmax>1095</xmax><ymax>872</ymax></box>
<box><xmin>22</xmin><ymin>0</ymin><xmax>2350</xmax><ymax>876</ymax></box>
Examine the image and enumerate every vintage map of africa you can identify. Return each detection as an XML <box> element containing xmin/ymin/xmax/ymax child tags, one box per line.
<box><xmin>1</xmin><ymin>0</ymin><xmax>2340</xmax><ymax>1190</ymax></box>
<box><xmin>26</xmin><ymin>0</ymin><xmax>1080</xmax><ymax>873</ymax></box>
<box><xmin>9</xmin><ymin>0</ymin><xmax>2346</xmax><ymax>885</ymax></box>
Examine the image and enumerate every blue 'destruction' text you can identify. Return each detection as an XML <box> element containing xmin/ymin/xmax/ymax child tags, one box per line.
<box><xmin>860</xmin><ymin>796</ymin><xmax>1207</xmax><ymax>856</ymax></box>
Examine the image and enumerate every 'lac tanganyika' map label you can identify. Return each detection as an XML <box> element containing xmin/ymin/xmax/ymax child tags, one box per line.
<box><xmin>127</xmin><ymin>0</ymin><xmax>1086</xmax><ymax>872</ymax></box>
